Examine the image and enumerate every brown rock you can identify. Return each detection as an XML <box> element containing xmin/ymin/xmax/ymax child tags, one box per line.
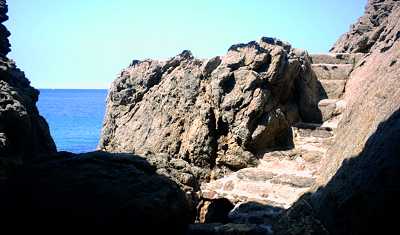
<box><xmin>100</xmin><ymin>37</ymin><xmax>320</xmax><ymax>179</ymax></box>
<box><xmin>331</xmin><ymin>0</ymin><xmax>400</xmax><ymax>53</ymax></box>
<box><xmin>311</xmin><ymin>64</ymin><xmax>352</xmax><ymax>80</ymax></box>
<box><xmin>319</xmin><ymin>80</ymin><xmax>346</xmax><ymax>99</ymax></box>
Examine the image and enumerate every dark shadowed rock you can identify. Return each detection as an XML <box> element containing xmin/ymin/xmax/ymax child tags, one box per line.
<box><xmin>0</xmin><ymin>0</ymin><xmax>56</xmax><ymax>183</ymax></box>
<box><xmin>2</xmin><ymin>151</ymin><xmax>192</xmax><ymax>233</ymax></box>
<box><xmin>0</xmin><ymin>0</ymin><xmax>10</xmax><ymax>58</ymax></box>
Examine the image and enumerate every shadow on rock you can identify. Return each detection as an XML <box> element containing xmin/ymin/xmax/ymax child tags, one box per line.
<box><xmin>188</xmin><ymin>108</ymin><xmax>400</xmax><ymax>235</ymax></box>
<box><xmin>1</xmin><ymin>151</ymin><xmax>193</xmax><ymax>233</ymax></box>
<box><xmin>278</xmin><ymin>108</ymin><xmax>400</xmax><ymax>235</ymax></box>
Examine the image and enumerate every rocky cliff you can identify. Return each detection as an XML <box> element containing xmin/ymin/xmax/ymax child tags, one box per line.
<box><xmin>0</xmin><ymin>0</ymin><xmax>56</xmax><ymax>179</ymax></box>
<box><xmin>331</xmin><ymin>0</ymin><xmax>400</xmax><ymax>53</ymax></box>
<box><xmin>309</xmin><ymin>0</ymin><xmax>400</xmax><ymax>234</ymax></box>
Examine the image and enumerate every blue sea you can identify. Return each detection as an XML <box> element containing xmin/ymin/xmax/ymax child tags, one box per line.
<box><xmin>37</xmin><ymin>89</ymin><xmax>108</xmax><ymax>153</ymax></box>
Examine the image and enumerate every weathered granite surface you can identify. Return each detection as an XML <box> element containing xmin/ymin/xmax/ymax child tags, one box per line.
<box><xmin>331</xmin><ymin>0</ymin><xmax>400</xmax><ymax>53</ymax></box>
<box><xmin>100</xmin><ymin>38</ymin><xmax>324</xmax><ymax>183</ymax></box>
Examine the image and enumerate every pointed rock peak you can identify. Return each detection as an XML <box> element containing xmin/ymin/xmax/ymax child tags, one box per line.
<box><xmin>228</xmin><ymin>41</ymin><xmax>260</xmax><ymax>52</ymax></box>
<box><xmin>259</xmin><ymin>37</ymin><xmax>292</xmax><ymax>52</ymax></box>
<box><xmin>129</xmin><ymin>59</ymin><xmax>141</xmax><ymax>67</ymax></box>
<box><xmin>178</xmin><ymin>50</ymin><xmax>193</xmax><ymax>59</ymax></box>
<box><xmin>0</xmin><ymin>0</ymin><xmax>8</xmax><ymax>23</ymax></box>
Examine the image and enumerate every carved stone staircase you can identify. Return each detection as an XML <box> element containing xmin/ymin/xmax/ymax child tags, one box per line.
<box><xmin>188</xmin><ymin>53</ymin><xmax>364</xmax><ymax>234</ymax></box>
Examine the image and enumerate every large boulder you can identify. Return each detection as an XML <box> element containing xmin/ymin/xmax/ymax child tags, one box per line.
<box><xmin>100</xmin><ymin>38</ymin><xmax>322</xmax><ymax>181</ymax></box>
<box><xmin>3</xmin><ymin>151</ymin><xmax>193</xmax><ymax>232</ymax></box>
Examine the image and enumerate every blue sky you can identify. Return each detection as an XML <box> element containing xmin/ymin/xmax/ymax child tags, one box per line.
<box><xmin>5</xmin><ymin>0</ymin><xmax>366</xmax><ymax>89</ymax></box>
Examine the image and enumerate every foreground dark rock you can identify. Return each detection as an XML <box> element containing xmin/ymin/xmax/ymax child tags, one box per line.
<box><xmin>3</xmin><ymin>151</ymin><xmax>192</xmax><ymax>232</ymax></box>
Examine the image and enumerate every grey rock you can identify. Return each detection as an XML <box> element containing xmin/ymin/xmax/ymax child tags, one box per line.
<box><xmin>100</xmin><ymin>38</ymin><xmax>321</xmax><ymax>180</ymax></box>
<box><xmin>0</xmin><ymin>2</ymin><xmax>56</xmax><ymax>179</ymax></box>
<box><xmin>0</xmin><ymin>54</ymin><xmax>56</xmax><ymax>179</ymax></box>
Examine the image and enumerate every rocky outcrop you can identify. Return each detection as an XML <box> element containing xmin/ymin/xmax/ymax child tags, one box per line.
<box><xmin>0</xmin><ymin>0</ymin><xmax>56</xmax><ymax>183</ymax></box>
<box><xmin>100</xmin><ymin>38</ymin><xmax>325</xmax><ymax>184</ymax></box>
<box><xmin>331</xmin><ymin>0</ymin><xmax>400</xmax><ymax>53</ymax></box>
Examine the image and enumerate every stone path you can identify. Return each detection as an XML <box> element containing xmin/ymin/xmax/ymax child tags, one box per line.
<box><xmin>201</xmin><ymin>123</ymin><xmax>334</xmax><ymax>210</ymax></box>
<box><xmin>192</xmin><ymin>53</ymin><xmax>364</xmax><ymax>233</ymax></box>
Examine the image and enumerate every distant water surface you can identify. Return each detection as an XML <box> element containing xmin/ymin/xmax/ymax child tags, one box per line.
<box><xmin>37</xmin><ymin>89</ymin><xmax>108</xmax><ymax>153</ymax></box>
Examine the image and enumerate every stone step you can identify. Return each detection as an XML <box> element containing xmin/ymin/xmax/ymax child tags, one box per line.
<box><xmin>258</xmin><ymin>158</ymin><xmax>317</xmax><ymax>179</ymax></box>
<box><xmin>201</xmin><ymin>156</ymin><xmax>318</xmax><ymax>209</ymax></box>
<box><xmin>188</xmin><ymin>223</ymin><xmax>274</xmax><ymax>235</ymax></box>
<box><xmin>310</xmin><ymin>53</ymin><xmax>364</xmax><ymax>64</ymax></box>
<box><xmin>311</xmin><ymin>63</ymin><xmax>353</xmax><ymax>80</ymax></box>
<box><xmin>199</xmin><ymin>117</ymin><xmax>337</xmax><ymax>224</ymax></box>
<box><xmin>229</xmin><ymin>202</ymin><xmax>282</xmax><ymax>225</ymax></box>
<box><xmin>261</xmin><ymin>148</ymin><xmax>324</xmax><ymax>167</ymax></box>
<box><xmin>201</xmin><ymin>177</ymin><xmax>312</xmax><ymax>209</ymax></box>
<box><xmin>319</xmin><ymin>79</ymin><xmax>346</xmax><ymax>99</ymax></box>
<box><xmin>292</xmin><ymin>122</ymin><xmax>331</xmax><ymax>131</ymax></box>
<box><xmin>321</xmin><ymin>115</ymin><xmax>342</xmax><ymax>130</ymax></box>
<box><xmin>293</xmin><ymin>126</ymin><xmax>334</xmax><ymax>139</ymax></box>
<box><xmin>318</xmin><ymin>99</ymin><xmax>346</xmax><ymax>121</ymax></box>
<box><xmin>293</xmin><ymin>139</ymin><xmax>330</xmax><ymax>154</ymax></box>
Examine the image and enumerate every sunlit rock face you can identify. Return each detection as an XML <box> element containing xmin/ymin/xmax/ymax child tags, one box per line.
<box><xmin>100</xmin><ymin>37</ymin><xmax>324</xmax><ymax>183</ymax></box>
<box><xmin>331</xmin><ymin>0</ymin><xmax>400</xmax><ymax>53</ymax></box>
<box><xmin>0</xmin><ymin>0</ymin><xmax>56</xmax><ymax>180</ymax></box>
